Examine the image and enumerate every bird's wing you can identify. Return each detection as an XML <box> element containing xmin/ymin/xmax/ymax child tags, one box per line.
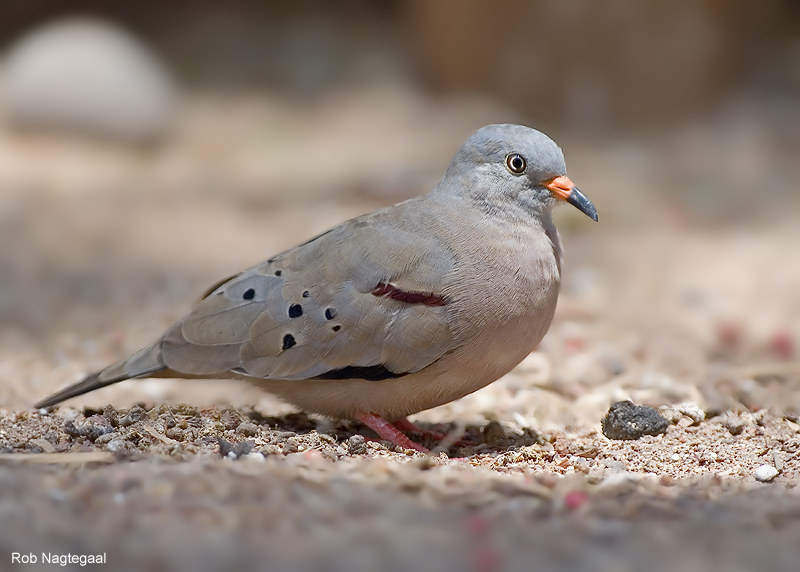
<box><xmin>160</xmin><ymin>204</ymin><xmax>459</xmax><ymax>381</ymax></box>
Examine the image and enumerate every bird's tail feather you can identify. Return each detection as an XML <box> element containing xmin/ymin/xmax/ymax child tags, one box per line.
<box><xmin>34</xmin><ymin>343</ymin><xmax>166</xmax><ymax>409</ymax></box>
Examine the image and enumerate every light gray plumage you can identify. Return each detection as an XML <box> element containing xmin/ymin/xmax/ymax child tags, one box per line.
<box><xmin>35</xmin><ymin>124</ymin><xmax>597</xmax><ymax>450</ymax></box>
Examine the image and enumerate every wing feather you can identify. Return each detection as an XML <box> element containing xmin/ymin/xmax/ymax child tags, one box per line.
<box><xmin>157</xmin><ymin>203</ymin><xmax>459</xmax><ymax>381</ymax></box>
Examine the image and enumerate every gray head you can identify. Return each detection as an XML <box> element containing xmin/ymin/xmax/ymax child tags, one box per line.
<box><xmin>440</xmin><ymin>124</ymin><xmax>597</xmax><ymax>221</ymax></box>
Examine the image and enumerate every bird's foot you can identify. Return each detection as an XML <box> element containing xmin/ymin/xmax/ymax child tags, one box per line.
<box><xmin>355</xmin><ymin>413</ymin><xmax>430</xmax><ymax>454</ymax></box>
<box><xmin>394</xmin><ymin>417</ymin><xmax>474</xmax><ymax>448</ymax></box>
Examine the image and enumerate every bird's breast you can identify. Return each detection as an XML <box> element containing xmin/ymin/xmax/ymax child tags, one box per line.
<box><xmin>444</xmin><ymin>219</ymin><xmax>562</xmax><ymax>376</ymax></box>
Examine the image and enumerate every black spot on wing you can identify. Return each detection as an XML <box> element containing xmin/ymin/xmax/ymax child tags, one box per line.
<box><xmin>242</xmin><ymin>288</ymin><xmax>255</xmax><ymax>300</ymax></box>
<box><xmin>282</xmin><ymin>334</ymin><xmax>296</xmax><ymax>350</ymax></box>
<box><xmin>288</xmin><ymin>304</ymin><xmax>303</xmax><ymax>318</ymax></box>
<box><xmin>314</xmin><ymin>365</ymin><xmax>406</xmax><ymax>381</ymax></box>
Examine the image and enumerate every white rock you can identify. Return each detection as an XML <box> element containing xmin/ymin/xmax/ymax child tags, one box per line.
<box><xmin>677</xmin><ymin>402</ymin><xmax>706</xmax><ymax>424</ymax></box>
<box><xmin>1</xmin><ymin>17</ymin><xmax>177</xmax><ymax>142</ymax></box>
<box><xmin>753</xmin><ymin>464</ymin><xmax>779</xmax><ymax>483</ymax></box>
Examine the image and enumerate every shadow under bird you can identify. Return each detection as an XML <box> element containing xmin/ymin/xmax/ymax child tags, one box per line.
<box><xmin>36</xmin><ymin>124</ymin><xmax>598</xmax><ymax>453</ymax></box>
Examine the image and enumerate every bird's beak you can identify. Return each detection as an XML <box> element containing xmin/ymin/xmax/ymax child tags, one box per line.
<box><xmin>543</xmin><ymin>176</ymin><xmax>598</xmax><ymax>221</ymax></box>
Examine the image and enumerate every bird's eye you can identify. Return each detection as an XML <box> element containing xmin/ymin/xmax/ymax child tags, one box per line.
<box><xmin>505</xmin><ymin>153</ymin><xmax>526</xmax><ymax>174</ymax></box>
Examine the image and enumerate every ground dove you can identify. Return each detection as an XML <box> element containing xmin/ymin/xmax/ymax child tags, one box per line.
<box><xmin>35</xmin><ymin>124</ymin><xmax>598</xmax><ymax>452</ymax></box>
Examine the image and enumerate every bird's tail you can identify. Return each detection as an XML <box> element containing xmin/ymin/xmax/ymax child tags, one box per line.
<box><xmin>34</xmin><ymin>343</ymin><xmax>166</xmax><ymax>409</ymax></box>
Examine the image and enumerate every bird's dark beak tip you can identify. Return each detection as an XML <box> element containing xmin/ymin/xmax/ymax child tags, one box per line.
<box><xmin>566</xmin><ymin>187</ymin><xmax>598</xmax><ymax>222</ymax></box>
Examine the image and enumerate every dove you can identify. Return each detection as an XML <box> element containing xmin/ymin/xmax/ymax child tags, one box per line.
<box><xmin>35</xmin><ymin>124</ymin><xmax>597</xmax><ymax>453</ymax></box>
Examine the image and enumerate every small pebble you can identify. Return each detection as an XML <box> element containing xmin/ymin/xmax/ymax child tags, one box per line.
<box><xmin>753</xmin><ymin>464</ymin><xmax>779</xmax><ymax>483</ymax></box>
<box><xmin>94</xmin><ymin>432</ymin><xmax>117</xmax><ymax>445</ymax></box>
<box><xmin>720</xmin><ymin>412</ymin><xmax>746</xmax><ymax>435</ymax></box>
<box><xmin>217</xmin><ymin>438</ymin><xmax>235</xmax><ymax>458</ymax></box>
<box><xmin>677</xmin><ymin>403</ymin><xmax>706</xmax><ymax>424</ymax></box>
<box><xmin>347</xmin><ymin>435</ymin><xmax>367</xmax><ymax>455</ymax></box>
<box><xmin>601</xmin><ymin>401</ymin><xmax>669</xmax><ymax>440</ymax></box>
<box><xmin>236</xmin><ymin>422</ymin><xmax>259</xmax><ymax>437</ymax></box>
<box><xmin>221</xmin><ymin>409</ymin><xmax>243</xmax><ymax>430</ymax></box>
<box><xmin>118</xmin><ymin>406</ymin><xmax>146</xmax><ymax>427</ymax></box>
<box><xmin>106</xmin><ymin>439</ymin><xmax>126</xmax><ymax>452</ymax></box>
<box><xmin>233</xmin><ymin>441</ymin><xmax>254</xmax><ymax>458</ymax></box>
<box><xmin>671</xmin><ymin>453</ymin><xmax>681</xmax><ymax>461</ymax></box>
<box><xmin>282</xmin><ymin>440</ymin><xmax>299</xmax><ymax>455</ymax></box>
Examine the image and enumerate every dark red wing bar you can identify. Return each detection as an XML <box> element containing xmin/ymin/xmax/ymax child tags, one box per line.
<box><xmin>371</xmin><ymin>282</ymin><xmax>448</xmax><ymax>306</ymax></box>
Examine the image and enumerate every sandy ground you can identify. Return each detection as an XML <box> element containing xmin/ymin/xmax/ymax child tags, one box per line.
<box><xmin>0</xmin><ymin>90</ymin><xmax>799</xmax><ymax>570</ymax></box>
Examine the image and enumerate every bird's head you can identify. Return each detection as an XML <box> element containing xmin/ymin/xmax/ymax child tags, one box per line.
<box><xmin>444</xmin><ymin>124</ymin><xmax>598</xmax><ymax>222</ymax></box>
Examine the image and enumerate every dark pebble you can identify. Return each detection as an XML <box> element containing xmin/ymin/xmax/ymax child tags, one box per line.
<box><xmin>118</xmin><ymin>406</ymin><xmax>146</xmax><ymax>427</ymax></box>
<box><xmin>601</xmin><ymin>400</ymin><xmax>669</xmax><ymax>440</ymax></box>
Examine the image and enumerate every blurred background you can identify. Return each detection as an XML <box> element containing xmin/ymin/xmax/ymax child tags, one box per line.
<box><xmin>0</xmin><ymin>0</ymin><xmax>798</xmax><ymax>422</ymax></box>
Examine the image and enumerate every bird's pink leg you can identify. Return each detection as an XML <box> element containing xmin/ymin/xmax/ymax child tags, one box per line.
<box><xmin>355</xmin><ymin>413</ymin><xmax>430</xmax><ymax>454</ymax></box>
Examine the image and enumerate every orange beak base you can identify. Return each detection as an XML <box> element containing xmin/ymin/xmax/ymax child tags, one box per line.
<box><xmin>544</xmin><ymin>176</ymin><xmax>598</xmax><ymax>221</ymax></box>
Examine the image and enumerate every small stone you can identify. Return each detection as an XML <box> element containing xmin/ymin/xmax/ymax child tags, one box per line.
<box><xmin>118</xmin><ymin>406</ymin><xmax>146</xmax><ymax>427</ymax></box>
<box><xmin>103</xmin><ymin>405</ymin><xmax>119</xmax><ymax>427</ymax></box>
<box><xmin>260</xmin><ymin>444</ymin><xmax>282</xmax><ymax>456</ymax></box>
<box><xmin>220</xmin><ymin>409</ymin><xmax>243</xmax><ymax>431</ymax></box>
<box><xmin>677</xmin><ymin>402</ymin><xmax>706</xmax><ymax>424</ymax></box>
<box><xmin>94</xmin><ymin>432</ymin><xmax>118</xmax><ymax>445</ymax></box>
<box><xmin>233</xmin><ymin>441</ymin><xmax>254</xmax><ymax>457</ymax></box>
<box><xmin>217</xmin><ymin>438</ymin><xmax>235</xmax><ymax>458</ymax></box>
<box><xmin>601</xmin><ymin>401</ymin><xmax>669</xmax><ymax>440</ymax></box>
<box><xmin>171</xmin><ymin>403</ymin><xmax>198</xmax><ymax>417</ymax></box>
<box><xmin>236</xmin><ymin>422</ymin><xmax>259</xmax><ymax>437</ymax></box>
<box><xmin>64</xmin><ymin>420</ymin><xmax>82</xmax><ymax>438</ymax></box>
<box><xmin>720</xmin><ymin>412</ymin><xmax>746</xmax><ymax>435</ymax></box>
<box><xmin>347</xmin><ymin>435</ymin><xmax>367</xmax><ymax>455</ymax></box>
<box><xmin>165</xmin><ymin>427</ymin><xmax>184</xmax><ymax>441</ymax></box>
<box><xmin>670</xmin><ymin>453</ymin><xmax>681</xmax><ymax>461</ymax></box>
<box><xmin>81</xmin><ymin>415</ymin><xmax>115</xmax><ymax>441</ymax></box>
<box><xmin>105</xmin><ymin>439</ymin><xmax>126</xmax><ymax>452</ymax></box>
<box><xmin>282</xmin><ymin>439</ymin><xmax>300</xmax><ymax>455</ymax></box>
<box><xmin>242</xmin><ymin>452</ymin><xmax>265</xmax><ymax>462</ymax></box>
<box><xmin>753</xmin><ymin>464</ymin><xmax>779</xmax><ymax>483</ymax></box>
